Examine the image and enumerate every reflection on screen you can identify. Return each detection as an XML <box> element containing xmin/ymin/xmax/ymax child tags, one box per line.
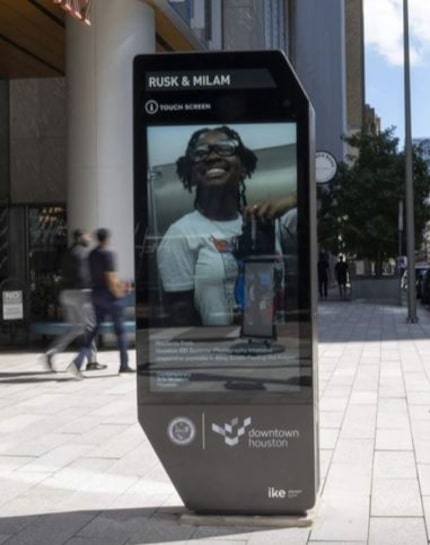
<box><xmin>241</xmin><ymin>260</ymin><xmax>275</xmax><ymax>339</ymax></box>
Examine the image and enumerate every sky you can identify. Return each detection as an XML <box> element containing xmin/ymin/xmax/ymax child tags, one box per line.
<box><xmin>363</xmin><ymin>0</ymin><xmax>430</xmax><ymax>145</ymax></box>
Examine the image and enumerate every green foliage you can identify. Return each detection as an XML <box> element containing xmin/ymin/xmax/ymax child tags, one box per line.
<box><xmin>318</xmin><ymin>128</ymin><xmax>430</xmax><ymax>270</ymax></box>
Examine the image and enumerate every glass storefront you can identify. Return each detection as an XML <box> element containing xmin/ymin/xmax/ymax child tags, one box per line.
<box><xmin>28</xmin><ymin>206</ymin><xmax>67</xmax><ymax>320</ymax></box>
<box><xmin>1</xmin><ymin>204</ymin><xmax>67</xmax><ymax>323</ymax></box>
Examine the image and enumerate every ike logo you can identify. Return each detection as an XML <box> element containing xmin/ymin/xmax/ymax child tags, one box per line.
<box><xmin>268</xmin><ymin>487</ymin><xmax>286</xmax><ymax>499</ymax></box>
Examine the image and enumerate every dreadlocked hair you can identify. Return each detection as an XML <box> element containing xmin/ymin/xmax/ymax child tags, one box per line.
<box><xmin>176</xmin><ymin>126</ymin><xmax>258</xmax><ymax>208</ymax></box>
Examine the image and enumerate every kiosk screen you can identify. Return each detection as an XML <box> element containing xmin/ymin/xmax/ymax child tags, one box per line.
<box><xmin>137</xmin><ymin>121</ymin><xmax>306</xmax><ymax>394</ymax></box>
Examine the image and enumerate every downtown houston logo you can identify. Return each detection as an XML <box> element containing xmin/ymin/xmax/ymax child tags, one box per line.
<box><xmin>211</xmin><ymin>416</ymin><xmax>300</xmax><ymax>449</ymax></box>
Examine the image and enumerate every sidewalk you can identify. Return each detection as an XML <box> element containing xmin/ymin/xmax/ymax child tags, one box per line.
<box><xmin>0</xmin><ymin>299</ymin><xmax>430</xmax><ymax>544</ymax></box>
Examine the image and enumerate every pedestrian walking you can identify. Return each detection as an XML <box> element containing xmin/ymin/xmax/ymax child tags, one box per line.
<box><xmin>68</xmin><ymin>228</ymin><xmax>133</xmax><ymax>378</ymax></box>
<box><xmin>317</xmin><ymin>252</ymin><xmax>329</xmax><ymax>299</ymax></box>
<box><xmin>44</xmin><ymin>229</ymin><xmax>106</xmax><ymax>372</ymax></box>
<box><xmin>335</xmin><ymin>255</ymin><xmax>349</xmax><ymax>300</ymax></box>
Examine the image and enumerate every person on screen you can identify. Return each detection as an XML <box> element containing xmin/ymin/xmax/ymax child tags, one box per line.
<box><xmin>156</xmin><ymin>125</ymin><xmax>297</xmax><ymax>327</ymax></box>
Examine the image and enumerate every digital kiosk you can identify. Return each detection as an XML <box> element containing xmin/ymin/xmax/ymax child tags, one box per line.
<box><xmin>133</xmin><ymin>50</ymin><xmax>318</xmax><ymax>515</ymax></box>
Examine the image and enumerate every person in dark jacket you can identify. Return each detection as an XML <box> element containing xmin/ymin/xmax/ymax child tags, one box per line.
<box><xmin>44</xmin><ymin>229</ymin><xmax>106</xmax><ymax>372</ymax></box>
<box><xmin>335</xmin><ymin>255</ymin><xmax>349</xmax><ymax>300</ymax></box>
<box><xmin>69</xmin><ymin>228</ymin><xmax>133</xmax><ymax>378</ymax></box>
<box><xmin>317</xmin><ymin>253</ymin><xmax>330</xmax><ymax>299</ymax></box>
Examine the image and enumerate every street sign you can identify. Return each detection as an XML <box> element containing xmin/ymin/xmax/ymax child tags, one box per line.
<box><xmin>2</xmin><ymin>290</ymin><xmax>23</xmax><ymax>320</ymax></box>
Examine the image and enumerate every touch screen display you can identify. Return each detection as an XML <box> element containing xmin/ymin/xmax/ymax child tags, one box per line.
<box><xmin>136</xmin><ymin>122</ymin><xmax>307</xmax><ymax>393</ymax></box>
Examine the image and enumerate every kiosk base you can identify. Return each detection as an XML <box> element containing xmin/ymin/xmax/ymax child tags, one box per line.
<box><xmin>138</xmin><ymin>403</ymin><xmax>319</xmax><ymax>515</ymax></box>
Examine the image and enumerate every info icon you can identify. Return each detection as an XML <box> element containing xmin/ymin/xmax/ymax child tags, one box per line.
<box><xmin>145</xmin><ymin>99</ymin><xmax>159</xmax><ymax>115</ymax></box>
<box><xmin>167</xmin><ymin>417</ymin><xmax>196</xmax><ymax>446</ymax></box>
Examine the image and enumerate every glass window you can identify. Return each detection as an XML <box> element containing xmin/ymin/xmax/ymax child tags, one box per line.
<box><xmin>28</xmin><ymin>206</ymin><xmax>67</xmax><ymax>320</ymax></box>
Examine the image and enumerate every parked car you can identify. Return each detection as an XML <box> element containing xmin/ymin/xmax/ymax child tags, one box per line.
<box><xmin>401</xmin><ymin>263</ymin><xmax>430</xmax><ymax>299</ymax></box>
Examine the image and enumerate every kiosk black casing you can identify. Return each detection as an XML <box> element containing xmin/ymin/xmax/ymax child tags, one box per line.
<box><xmin>133</xmin><ymin>50</ymin><xmax>318</xmax><ymax>515</ymax></box>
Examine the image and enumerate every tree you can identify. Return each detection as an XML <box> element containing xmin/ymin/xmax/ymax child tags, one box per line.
<box><xmin>318</xmin><ymin>128</ymin><xmax>430</xmax><ymax>275</ymax></box>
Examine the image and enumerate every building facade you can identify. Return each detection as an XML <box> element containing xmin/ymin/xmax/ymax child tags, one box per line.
<box><xmin>0</xmin><ymin>0</ymin><xmax>364</xmax><ymax>325</ymax></box>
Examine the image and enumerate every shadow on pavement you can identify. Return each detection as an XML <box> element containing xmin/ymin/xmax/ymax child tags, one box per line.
<box><xmin>0</xmin><ymin>370</ymin><xmax>74</xmax><ymax>384</ymax></box>
<box><xmin>0</xmin><ymin>370</ymin><xmax>120</xmax><ymax>384</ymax></box>
<box><xmin>0</xmin><ymin>506</ymin><xmax>299</xmax><ymax>544</ymax></box>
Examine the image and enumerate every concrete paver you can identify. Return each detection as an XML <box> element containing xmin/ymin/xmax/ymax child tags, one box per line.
<box><xmin>1</xmin><ymin>299</ymin><xmax>430</xmax><ymax>544</ymax></box>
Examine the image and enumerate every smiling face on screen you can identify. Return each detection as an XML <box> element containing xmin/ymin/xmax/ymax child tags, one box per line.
<box><xmin>189</xmin><ymin>130</ymin><xmax>245</xmax><ymax>190</ymax></box>
<box><xmin>175</xmin><ymin>126</ymin><xmax>258</xmax><ymax>219</ymax></box>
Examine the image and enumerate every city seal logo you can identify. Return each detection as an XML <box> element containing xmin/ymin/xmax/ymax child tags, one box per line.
<box><xmin>167</xmin><ymin>417</ymin><xmax>196</xmax><ymax>446</ymax></box>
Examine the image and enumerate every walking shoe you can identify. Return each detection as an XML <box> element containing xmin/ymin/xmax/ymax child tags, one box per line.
<box><xmin>42</xmin><ymin>352</ymin><xmax>55</xmax><ymax>372</ymax></box>
<box><xmin>67</xmin><ymin>361</ymin><xmax>84</xmax><ymax>380</ymax></box>
<box><xmin>119</xmin><ymin>366</ymin><xmax>136</xmax><ymax>374</ymax></box>
<box><xmin>86</xmin><ymin>362</ymin><xmax>108</xmax><ymax>371</ymax></box>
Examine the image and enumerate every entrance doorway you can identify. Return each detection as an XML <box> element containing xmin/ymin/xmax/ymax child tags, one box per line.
<box><xmin>1</xmin><ymin>203</ymin><xmax>67</xmax><ymax>325</ymax></box>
